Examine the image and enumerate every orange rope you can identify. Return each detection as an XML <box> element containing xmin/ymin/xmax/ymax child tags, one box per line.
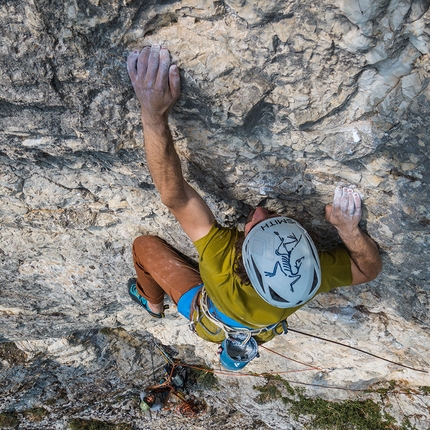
<box><xmin>180</xmin><ymin>363</ymin><xmax>319</xmax><ymax>378</ymax></box>
<box><xmin>176</xmin><ymin>363</ymin><xmax>424</xmax><ymax>395</ymax></box>
<box><xmin>151</xmin><ymin>349</ymin><xmax>425</xmax><ymax>396</ymax></box>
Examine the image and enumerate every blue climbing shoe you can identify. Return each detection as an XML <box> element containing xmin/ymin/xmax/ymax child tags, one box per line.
<box><xmin>128</xmin><ymin>278</ymin><xmax>168</xmax><ymax>319</ymax></box>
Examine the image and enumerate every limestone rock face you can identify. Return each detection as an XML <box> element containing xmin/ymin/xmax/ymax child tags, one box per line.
<box><xmin>1</xmin><ymin>0</ymin><xmax>429</xmax><ymax>428</ymax></box>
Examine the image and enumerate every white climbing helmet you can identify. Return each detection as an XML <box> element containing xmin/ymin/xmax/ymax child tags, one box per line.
<box><xmin>242</xmin><ymin>216</ymin><xmax>321</xmax><ymax>308</ymax></box>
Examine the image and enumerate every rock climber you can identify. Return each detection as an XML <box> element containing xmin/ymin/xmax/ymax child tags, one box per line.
<box><xmin>139</xmin><ymin>388</ymin><xmax>170</xmax><ymax>412</ymax></box>
<box><xmin>126</xmin><ymin>45</ymin><xmax>382</xmax><ymax>368</ymax></box>
<box><xmin>139</xmin><ymin>362</ymin><xmax>188</xmax><ymax>412</ymax></box>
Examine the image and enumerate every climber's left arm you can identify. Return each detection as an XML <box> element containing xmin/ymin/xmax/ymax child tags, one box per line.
<box><xmin>325</xmin><ymin>187</ymin><xmax>382</xmax><ymax>285</ymax></box>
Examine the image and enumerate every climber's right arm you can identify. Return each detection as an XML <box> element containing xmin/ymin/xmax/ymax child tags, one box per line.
<box><xmin>127</xmin><ymin>45</ymin><xmax>215</xmax><ymax>242</ymax></box>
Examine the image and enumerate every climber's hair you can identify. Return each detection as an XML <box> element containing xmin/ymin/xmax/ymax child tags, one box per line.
<box><xmin>233</xmin><ymin>232</ymin><xmax>250</xmax><ymax>285</ymax></box>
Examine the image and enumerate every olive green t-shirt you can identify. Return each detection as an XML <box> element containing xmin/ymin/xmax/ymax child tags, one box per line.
<box><xmin>193</xmin><ymin>223</ymin><xmax>353</xmax><ymax>329</ymax></box>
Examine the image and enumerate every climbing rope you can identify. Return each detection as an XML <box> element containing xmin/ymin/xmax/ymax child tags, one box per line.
<box><xmin>199</xmin><ymin>287</ymin><xmax>428</xmax><ymax>374</ymax></box>
<box><xmin>199</xmin><ymin>287</ymin><xmax>275</xmax><ymax>343</ymax></box>
<box><xmin>287</xmin><ymin>327</ymin><xmax>428</xmax><ymax>373</ymax></box>
<box><xmin>149</xmin><ymin>340</ymin><xmax>428</xmax><ymax>403</ymax></box>
<box><xmin>260</xmin><ymin>344</ymin><xmax>321</xmax><ymax>370</ymax></box>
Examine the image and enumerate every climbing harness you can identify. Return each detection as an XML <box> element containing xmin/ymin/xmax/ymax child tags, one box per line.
<box><xmin>199</xmin><ymin>288</ymin><xmax>274</xmax><ymax>340</ymax></box>
<box><xmin>197</xmin><ymin>287</ymin><xmax>288</xmax><ymax>338</ymax></box>
<box><xmin>194</xmin><ymin>287</ymin><xmax>290</xmax><ymax>369</ymax></box>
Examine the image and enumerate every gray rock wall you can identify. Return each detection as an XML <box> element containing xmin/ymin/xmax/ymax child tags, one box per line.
<box><xmin>1</xmin><ymin>0</ymin><xmax>429</xmax><ymax>428</ymax></box>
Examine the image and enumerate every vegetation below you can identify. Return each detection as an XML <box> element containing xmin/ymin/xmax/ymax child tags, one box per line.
<box><xmin>68</xmin><ymin>419</ymin><xmax>132</xmax><ymax>430</ymax></box>
<box><xmin>253</xmin><ymin>375</ymin><xmax>423</xmax><ymax>430</ymax></box>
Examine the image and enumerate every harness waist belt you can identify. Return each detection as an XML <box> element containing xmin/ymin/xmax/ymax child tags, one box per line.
<box><xmin>179</xmin><ymin>286</ymin><xmax>281</xmax><ymax>337</ymax></box>
<box><xmin>177</xmin><ymin>284</ymin><xmax>203</xmax><ymax>320</ymax></box>
<box><xmin>207</xmin><ymin>298</ymin><xmax>252</xmax><ymax>329</ymax></box>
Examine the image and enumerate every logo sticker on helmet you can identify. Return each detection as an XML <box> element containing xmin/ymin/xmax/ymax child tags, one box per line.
<box><xmin>263</xmin><ymin>231</ymin><xmax>304</xmax><ymax>292</ymax></box>
<box><xmin>243</xmin><ymin>216</ymin><xmax>321</xmax><ymax>308</ymax></box>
